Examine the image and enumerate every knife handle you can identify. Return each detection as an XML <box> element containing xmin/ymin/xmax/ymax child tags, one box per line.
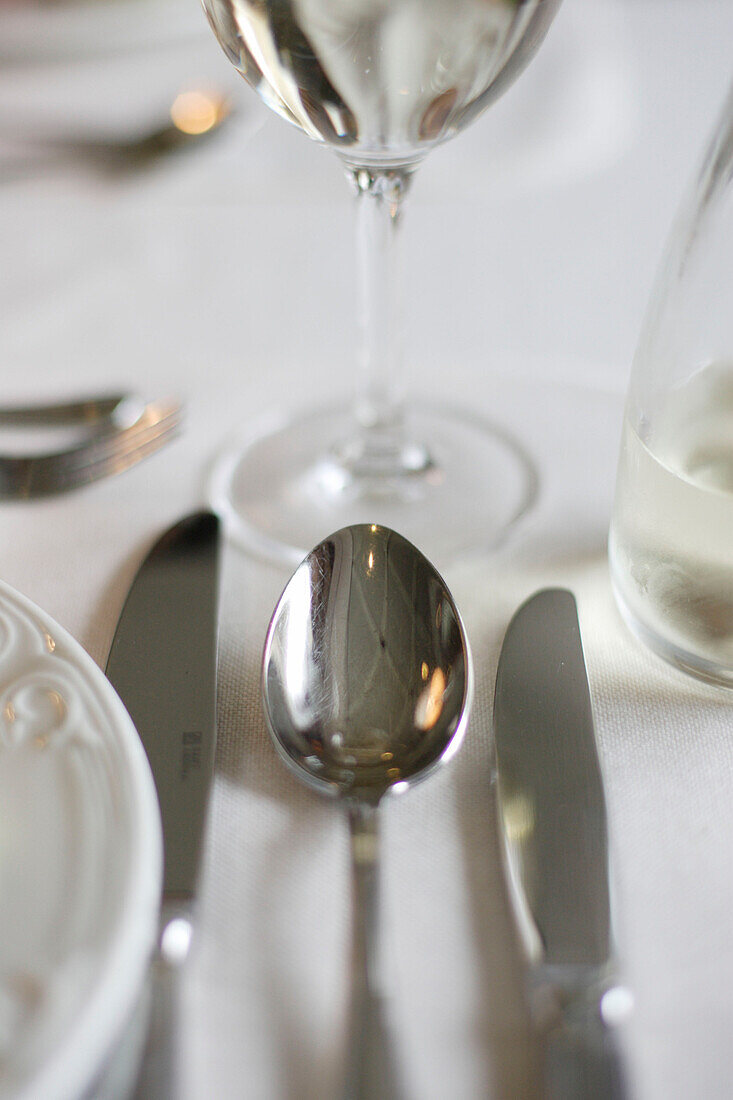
<box><xmin>543</xmin><ymin>1009</ymin><xmax>629</xmax><ymax>1100</ymax></box>
<box><xmin>129</xmin><ymin>905</ymin><xmax>194</xmax><ymax>1100</ymax></box>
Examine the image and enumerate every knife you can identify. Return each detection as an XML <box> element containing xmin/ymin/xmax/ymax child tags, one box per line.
<box><xmin>105</xmin><ymin>510</ymin><xmax>221</xmax><ymax>1100</ymax></box>
<box><xmin>493</xmin><ymin>588</ymin><xmax>631</xmax><ymax>1100</ymax></box>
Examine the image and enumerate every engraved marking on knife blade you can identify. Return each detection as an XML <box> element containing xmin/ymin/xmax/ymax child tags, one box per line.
<box><xmin>181</xmin><ymin>730</ymin><xmax>202</xmax><ymax>780</ymax></box>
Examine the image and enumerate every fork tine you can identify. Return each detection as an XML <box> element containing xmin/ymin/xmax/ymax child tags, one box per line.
<box><xmin>55</xmin><ymin>401</ymin><xmax>182</xmax><ymax>474</ymax></box>
<box><xmin>50</xmin><ymin>420</ymin><xmax>181</xmax><ymax>493</ymax></box>
<box><xmin>47</xmin><ymin>405</ymin><xmax>181</xmax><ymax>487</ymax></box>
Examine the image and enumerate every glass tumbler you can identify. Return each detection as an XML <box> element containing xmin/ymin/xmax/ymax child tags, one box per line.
<box><xmin>609</xmin><ymin>82</ymin><xmax>733</xmax><ymax>687</ymax></box>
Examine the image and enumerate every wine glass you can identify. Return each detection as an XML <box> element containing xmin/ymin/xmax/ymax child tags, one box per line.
<box><xmin>203</xmin><ymin>0</ymin><xmax>563</xmax><ymax>565</ymax></box>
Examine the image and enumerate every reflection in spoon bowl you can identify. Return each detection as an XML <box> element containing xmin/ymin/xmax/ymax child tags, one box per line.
<box><xmin>263</xmin><ymin>523</ymin><xmax>471</xmax><ymax>801</ymax></box>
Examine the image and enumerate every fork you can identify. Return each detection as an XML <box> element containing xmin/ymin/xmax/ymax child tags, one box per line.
<box><xmin>0</xmin><ymin>398</ymin><xmax>182</xmax><ymax>499</ymax></box>
<box><xmin>0</xmin><ymin>91</ymin><xmax>233</xmax><ymax>184</ymax></box>
<box><xmin>0</xmin><ymin>392</ymin><xmax>135</xmax><ymax>428</ymax></box>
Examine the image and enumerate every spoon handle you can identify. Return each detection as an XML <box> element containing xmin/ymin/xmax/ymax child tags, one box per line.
<box><xmin>346</xmin><ymin>804</ymin><xmax>403</xmax><ymax>1100</ymax></box>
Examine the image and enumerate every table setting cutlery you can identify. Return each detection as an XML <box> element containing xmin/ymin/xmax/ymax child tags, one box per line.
<box><xmin>0</xmin><ymin>392</ymin><xmax>132</xmax><ymax>429</ymax></box>
<box><xmin>0</xmin><ymin>394</ymin><xmax>181</xmax><ymax>499</ymax></box>
<box><xmin>493</xmin><ymin>589</ymin><xmax>631</xmax><ymax>1099</ymax></box>
<box><xmin>0</xmin><ymin>89</ymin><xmax>233</xmax><ymax>182</ymax></box>
<box><xmin>262</xmin><ymin>524</ymin><xmax>472</xmax><ymax>1099</ymax></box>
<box><xmin>105</xmin><ymin>511</ymin><xmax>221</xmax><ymax>1100</ymax></box>
<box><xmin>91</xmin><ymin>524</ymin><xmax>630</xmax><ymax>1100</ymax></box>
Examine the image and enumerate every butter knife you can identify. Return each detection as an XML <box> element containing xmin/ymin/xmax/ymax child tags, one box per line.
<box><xmin>493</xmin><ymin>588</ymin><xmax>630</xmax><ymax>1099</ymax></box>
<box><xmin>105</xmin><ymin>510</ymin><xmax>221</xmax><ymax>1100</ymax></box>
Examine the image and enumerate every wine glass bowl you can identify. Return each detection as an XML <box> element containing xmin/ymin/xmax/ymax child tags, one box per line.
<box><xmin>202</xmin><ymin>0</ymin><xmax>563</xmax><ymax>564</ymax></box>
<box><xmin>202</xmin><ymin>0</ymin><xmax>562</xmax><ymax>167</ymax></box>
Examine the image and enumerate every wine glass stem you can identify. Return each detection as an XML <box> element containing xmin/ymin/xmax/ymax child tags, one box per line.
<box><xmin>343</xmin><ymin>166</ymin><xmax>429</xmax><ymax>478</ymax></box>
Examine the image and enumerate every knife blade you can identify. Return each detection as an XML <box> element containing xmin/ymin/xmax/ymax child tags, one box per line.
<box><xmin>493</xmin><ymin>588</ymin><xmax>630</xmax><ymax>1100</ymax></box>
<box><xmin>105</xmin><ymin>510</ymin><xmax>220</xmax><ymax>1099</ymax></box>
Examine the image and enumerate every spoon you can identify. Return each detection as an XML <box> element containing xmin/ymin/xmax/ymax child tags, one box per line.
<box><xmin>262</xmin><ymin>523</ymin><xmax>472</xmax><ymax>1099</ymax></box>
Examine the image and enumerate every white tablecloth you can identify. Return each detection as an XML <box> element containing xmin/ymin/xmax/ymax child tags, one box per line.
<box><xmin>1</xmin><ymin>1</ymin><xmax>732</xmax><ymax>1097</ymax></box>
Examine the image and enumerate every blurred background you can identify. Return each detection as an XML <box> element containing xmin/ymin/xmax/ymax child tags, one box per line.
<box><xmin>0</xmin><ymin>0</ymin><xmax>731</xmax><ymax>420</ymax></box>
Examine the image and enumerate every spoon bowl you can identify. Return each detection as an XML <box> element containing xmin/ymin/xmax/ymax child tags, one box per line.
<box><xmin>262</xmin><ymin>523</ymin><xmax>472</xmax><ymax>1097</ymax></box>
<box><xmin>263</xmin><ymin>523</ymin><xmax>471</xmax><ymax>804</ymax></box>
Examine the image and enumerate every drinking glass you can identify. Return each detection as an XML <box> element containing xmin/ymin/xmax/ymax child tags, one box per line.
<box><xmin>203</xmin><ymin>0</ymin><xmax>563</xmax><ymax>564</ymax></box>
<box><xmin>609</xmin><ymin>82</ymin><xmax>733</xmax><ymax>686</ymax></box>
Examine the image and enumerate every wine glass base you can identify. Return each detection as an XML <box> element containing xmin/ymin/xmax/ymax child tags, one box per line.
<box><xmin>209</xmin><ymin>401</ymin><xmax>538</xmax><ymax>568</ymax></box>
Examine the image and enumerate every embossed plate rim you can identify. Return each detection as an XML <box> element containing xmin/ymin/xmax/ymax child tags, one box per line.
<box><xmin>0</xmin><ymin>579</ymin><xmax>162</xmax><ymax>1100</ymax></box>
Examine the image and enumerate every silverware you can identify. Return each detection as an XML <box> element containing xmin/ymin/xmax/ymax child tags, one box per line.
<box><xmin>0</xmin><ymin>90</ymin><xmax>232</xmax><ymax>181</ymax></box>
<box><xmin>0</xmin><ymin>397</ymin><xmax>181</xmax><ymax>499</ymax></box>
<box><xmin>105</xmin><ymin>510</ymin><xmax>221</xmax><ymax>1099</ymax></box>
<box><xmin>0</xmin><ymin>391</ymin><xmax>133</xmax><ymax>427</ymax></box>
<box><xmin>493</xmin><ymin>588</ymin><xmax>631</xmax><ymax>1099</ymax></box>
<box><xmin>262</xmin><ymin>523</ymin><xmax>472</xmax><ymax>1099</ymax></box>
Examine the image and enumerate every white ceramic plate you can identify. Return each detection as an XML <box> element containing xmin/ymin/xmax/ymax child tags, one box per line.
<box><xmin>0</xmin><ymin>581</ymin><xmax>162</xmax><ymax>1100</ymax></box>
